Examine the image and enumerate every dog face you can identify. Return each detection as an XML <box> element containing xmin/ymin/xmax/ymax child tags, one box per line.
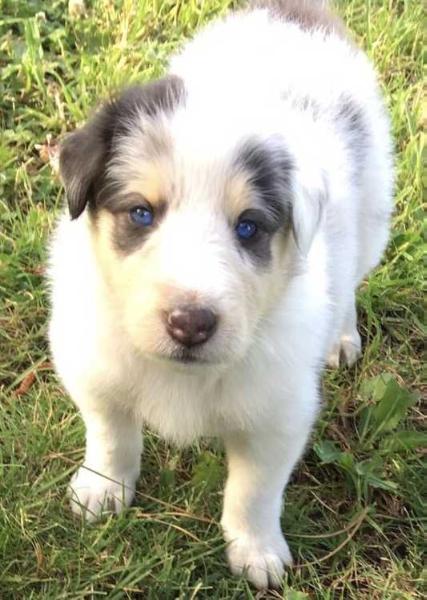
<box><xmin>60</xmin><ymin>77</ymin><xmax>322</xmax><ymax>366</ymax></box>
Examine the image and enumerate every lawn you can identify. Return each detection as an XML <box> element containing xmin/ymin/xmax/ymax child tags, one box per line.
<box><xmin>0</xmin><ymin>0</ymin><xmax>424</xmax><ymax>598</ymax></box>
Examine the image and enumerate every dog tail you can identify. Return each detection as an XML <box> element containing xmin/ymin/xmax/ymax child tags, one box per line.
<box><xmin>247</xmin><ymin>1</ymin><xmax>345</xmax><ymax>37</ymax></box>
<box><xmin>249</xmin><ymin>0</ymin><xmax>330</xmax><ymax>10</ymax></box>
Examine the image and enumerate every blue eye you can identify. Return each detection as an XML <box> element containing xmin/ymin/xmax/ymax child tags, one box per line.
<box><xmin>129</xmin><ymin>206</ymin><xmax>154</xmax><ymax>227</ymax></box>
<box><xmin>235</xmin><ymin>219</ymin><xmax>258</xmax><ymax>240</ymax></box>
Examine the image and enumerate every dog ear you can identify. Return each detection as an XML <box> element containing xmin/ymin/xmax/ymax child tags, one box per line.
<box><xmin>291</xmin><ymin>175</ymin><xmax>327</xmax><ymax>256</ymax></box>
<box><xmin>59</xmin><ymin>76</ymin><xmax>185</xmax><ymax>220</ymax></box>
<box><xmin>59</xmin><ymin>104</ymin><xmax>116</xmax><ymax>220</ymax></box>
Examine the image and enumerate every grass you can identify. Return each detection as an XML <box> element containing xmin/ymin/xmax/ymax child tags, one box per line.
<box><xmin>0</xmin><ymin>0</ymin><xmax>424</xmax><ymax>598</ymax></box>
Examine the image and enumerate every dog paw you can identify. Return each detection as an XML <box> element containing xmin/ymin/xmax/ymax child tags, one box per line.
<box><xmin>224</xmin><ymin>531</ymin><xmax>293</xmax><ymax>589</ymax></box>
<box><xmin>68</xmin><ymin>466</ymin><xmax>136</xmax><ymax>521</ymax></box>
<box><xmin>327</xmin><ymin>331</ymin><xmax>361</xmax><ymax>368</ymax></box>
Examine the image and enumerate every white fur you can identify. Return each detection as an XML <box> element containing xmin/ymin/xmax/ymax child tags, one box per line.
<box><xmin>48</xmin><ymin>4</ymin><xmax>393</xmax><ymax>590</ymax></box>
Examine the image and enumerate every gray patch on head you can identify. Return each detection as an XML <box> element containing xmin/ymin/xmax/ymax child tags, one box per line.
<box><xmin>233</xmin><ymin>138</ymin><xmax>294</xmax><ymax>266</ymax></box>
<box><xmin>59</xmin><ymin>75</ymin><xmax>185</xmax><ymax>220</ymax></box>
<box><xmin>249</xmin><ymin>0</ymin><xmax>347</xmax><ymax>37</ymax></box>
<box><xmin>113</xmin><ymin>76</ymin><xmax>184</xmax><ymax>123</ymax></box>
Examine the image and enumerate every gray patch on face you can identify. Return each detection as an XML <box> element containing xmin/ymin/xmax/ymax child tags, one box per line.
<box><xmin>59</xmin><ymin>75</ymin><xmax>185</xmax><ymax>220</ymax></box>
<box><xmin>249</xmin><ymin>0</ymin><xmax>347</xmax><ymax>37</ymax></box>
<box><xmin>233</xmin><ymin>138</ymin><xmax>294</xmax><ymax>266</ymax></box>
<box><xmin>109</xmin><ymin>194</ymin><xmax>168</xmax><ymax>255</ymax></box>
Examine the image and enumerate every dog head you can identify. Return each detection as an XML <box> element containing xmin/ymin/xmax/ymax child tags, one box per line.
<box><xmin>59</xmin><ymin>76</ymin><xmax>324</xmax><ymax>367</ymax></box>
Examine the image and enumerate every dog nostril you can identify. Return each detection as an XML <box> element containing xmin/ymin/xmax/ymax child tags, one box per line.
<box><xmin>166</xmin><ymin>306</ymin><xmax>218</xmax><ymax>347</ymax></box>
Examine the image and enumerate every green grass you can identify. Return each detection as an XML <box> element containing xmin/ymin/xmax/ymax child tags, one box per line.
<box><xmin>0</xmin><ymin>0</ymin><xmax>424</xmax><ymax>598</ymax></box>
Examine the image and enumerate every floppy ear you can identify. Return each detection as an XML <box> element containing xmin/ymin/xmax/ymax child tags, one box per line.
<box><xmin>59</xmin><ymin>76</ymin><xmax>184</xmax><ymax>220</ymax></box>
<box><xmin>59</xmin><ymin>105</ymin><xmax>115</xmax><ymax>220</ymax></box>
<box><xmin>291</xmin><ymin>174</ymin><xmax>327</xmax><ymax>256</ymax></box>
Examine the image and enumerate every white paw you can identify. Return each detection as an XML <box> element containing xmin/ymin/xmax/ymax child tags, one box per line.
<box><xmin>327</xmin><ymin>331</ymin><xmax>362</xmax><ymax>368</ymax></box>
<box><xmin>224</xmin><ymin>531</ymin><xmax>293</xmax><ymax>589</ymax></box>
<box><xmin>68</xmin><ymin>466</ymin><xmax>136</xmax><ymax>521</ymax></box>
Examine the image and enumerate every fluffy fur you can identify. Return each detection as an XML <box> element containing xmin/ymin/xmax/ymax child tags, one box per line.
<box><xmin>48</xmin><ymin>0</ymin><xmax>393</xmax><ymax>589</ymax></box>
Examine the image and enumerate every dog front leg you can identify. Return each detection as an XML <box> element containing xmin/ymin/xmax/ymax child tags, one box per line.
<box><xmin>68</xmin><ymin>400</ymin><xmax>142</xmax><ymax>521</ymax></box>
<box><xmin>221</xmin><ymin>420</ymin><xmax>311</xmax><ymax>589</ymax></box>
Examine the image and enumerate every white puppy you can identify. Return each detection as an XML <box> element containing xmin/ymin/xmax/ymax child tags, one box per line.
<box><xmin>48</xmin><ymin>0</ymin><xmax>393</xmax><ymax>589</ymax></box>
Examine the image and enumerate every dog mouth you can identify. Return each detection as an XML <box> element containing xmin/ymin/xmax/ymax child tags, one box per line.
<box><xmin>147</xmin><ymin>336</ymin><xmax>231</xmax><ymax>368</ymax></box>
<box><xmin>169</xmin><ymin>347</ymin><xmax>208</xmax><ymax>365</ymax></box>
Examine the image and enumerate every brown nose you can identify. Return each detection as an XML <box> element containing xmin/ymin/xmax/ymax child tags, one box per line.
<box><xmin>166</xmin><ymin>306</ymin><xmax>218</xmax><ymax>347</ymax></box>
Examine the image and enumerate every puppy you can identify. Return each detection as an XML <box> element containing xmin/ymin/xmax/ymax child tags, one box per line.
<box><xmin>48</xmin><ymin>0</ymin><xmax>393</xmax><ymax>589</ymax></box>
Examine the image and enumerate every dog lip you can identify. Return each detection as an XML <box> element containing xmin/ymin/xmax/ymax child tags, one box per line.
<box><xmin>170</xmin><ymin>349</ymin><xmax>206</xmax><ymax>364</ymax></box>
<box><xmin>149</xmin><ymin>348</ymin><xmax>208</xmax><ymax>366</ymax></box>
